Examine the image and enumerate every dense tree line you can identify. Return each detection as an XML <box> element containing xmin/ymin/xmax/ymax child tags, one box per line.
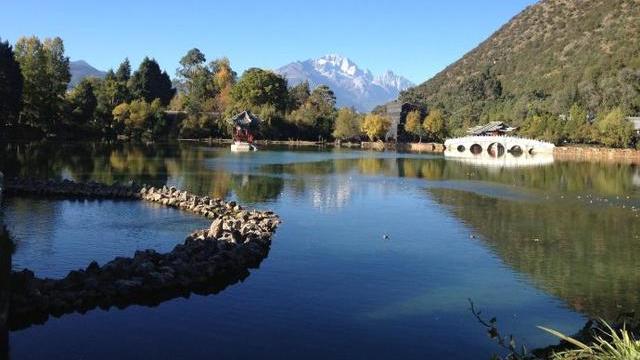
<box><xmin>0</xmin><ymin>38</ymin><xmax>393</xmax><ymax>143</ymax></box>
<box><xmin>0</xmin><ymin>36</ymin><xmax>178</xmax><ymax>139</ymax></box>
<box><xmin>1</xmin><ymin>39</ymin><xmax>369</xmax><ymax>141</ymax></box>
<box><xmin>514</xmin><ymin>104</ymin><xmax>635</xmax><ymax>148</ymax></box>
<box><xmin>4</xmin><ymin>36</ymin><xmax>635</xmax><ymax>147</ymax></box>
<box><xmin>401</xmin><ymin>67</ymin><xmax>638</xmax><ymax>148</ymax></box>
<box><xmin>0</xmin><ymin>39</ymin><xmax>174</xmax><ymax>139</ymax></box>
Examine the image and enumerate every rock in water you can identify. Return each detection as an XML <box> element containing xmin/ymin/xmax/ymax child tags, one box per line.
<box><xmin>207</xmin><ymin>218</ymin><xmax>224</xmax><ymax>239</ymax></box>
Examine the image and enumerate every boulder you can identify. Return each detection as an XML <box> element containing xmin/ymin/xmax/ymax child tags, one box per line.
<box><xmin>208</xmin><ymin>218</ymin><xmax>224</xmax><ymax>239</ymax></box>
<box><xmin>114</xmin><ymin>279</ymin><xmax>143</xmax><ymax>296</ymax></box>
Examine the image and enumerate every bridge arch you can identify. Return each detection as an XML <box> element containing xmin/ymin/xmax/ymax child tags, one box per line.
<box><xmin>487</xmin><ymin>142</ymin><xmax>505</xmax><ymax>158</ymax></box>
<box><xmin>509</xmin><ymin>145</ymin><xmax>523</xmax><ymax>156</ymax></box>
<box><xmin>470</xmin><ymin>144</ymin><xmax>482</xmax><ymax>155</ymax></box>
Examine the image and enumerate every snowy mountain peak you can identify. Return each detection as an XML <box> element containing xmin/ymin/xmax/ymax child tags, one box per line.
<box><xmin>315</xmin><ymin>54</ymin><xmax>361</xmax><ymax>77</ymax></box>
<box><xmin>373</xmin><ymin>70</ymin><xmax>414</xmax><ymax>91</ymax></box>
<box><xmin>276</xmin><ymin>55</ymin><xmax>414</xmax><ymax>112</ymax></box>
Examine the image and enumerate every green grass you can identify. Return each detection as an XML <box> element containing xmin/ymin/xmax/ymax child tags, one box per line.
<box><xmin>539</xmin><ymin>320</ymin><xmax>640</xmax><ymax>360</ymax></box>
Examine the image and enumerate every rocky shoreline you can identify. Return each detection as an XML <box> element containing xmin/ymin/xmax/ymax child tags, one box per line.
<box><xmin>1</xmin><ymin>178</ymin><xmax>280</xmax><ymax>330</ymax></box>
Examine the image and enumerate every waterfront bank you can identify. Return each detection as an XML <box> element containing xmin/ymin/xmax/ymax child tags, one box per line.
<box><xmin>553</xmin><ymin>145</ymin><xmax>640</xmax><ymax>164</ymax></box>
<box><xmin>180</xmin><ymin>137</ymin><xmax>640</xmax><ymax>164</ymax></box>
<box><xmin>367</xmin><ymin>140</ymin><xmax>640</xmax><ymax>164</ymax></box>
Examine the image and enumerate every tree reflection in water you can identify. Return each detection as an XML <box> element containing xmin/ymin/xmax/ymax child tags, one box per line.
<box><xmin>2</xmin><ymin>141</ymin><xmax>640</xmax><ymax>323</ymax></box>
<box><xmin>0</xmin><ymin>225</ymin><xmax>14</xmax><ymax>360</ymax></box>
<box><xmin>258</xmin><ymin>154</ymin><xmax>640</xmax><ymax>197</ymax></box>
<box><xmin>429</xmin><ymin>187</ymin><xmax>640</xmax><ymax>320</ymax></box>
<box><xmin>0</xmin><ymin>142</ymin><xmax>286</xmax><ymax>204</ymax></box>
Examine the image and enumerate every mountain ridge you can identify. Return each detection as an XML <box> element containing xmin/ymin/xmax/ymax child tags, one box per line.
<box><xmin>399</xmin><ymin>0</ymin><xmax>640</xmax><ymax>133</ymax></box>
<box><xmin>69</xmin><ymin>60</ymin><xmax>107</xmax><ymax>88</ymax></box>
<box><xmin>277</xmin><ymin>54</ymin><xmax>414</xmax><ymax>112</ymax></box>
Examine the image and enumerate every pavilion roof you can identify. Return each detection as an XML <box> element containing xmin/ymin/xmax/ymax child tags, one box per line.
<box><xmin>227</xmin><ymin>111</ymin><xmax>262</xmax><ymax>128</ymax></box>
<box><xmin>467</xmin><ymin>121</ymin><xmax>516</xmax><ymax>135</ymax></box>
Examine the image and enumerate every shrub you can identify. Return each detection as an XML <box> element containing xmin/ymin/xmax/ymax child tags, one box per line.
<box><xmin>595</xmin><ymin>107</ymin><xmax>634</xmax><ymax>148</ymax></box>
<box><xmin>112</xmin><ymin>98</ymin><xmax>166</xmax><ymax>137</ymax></box>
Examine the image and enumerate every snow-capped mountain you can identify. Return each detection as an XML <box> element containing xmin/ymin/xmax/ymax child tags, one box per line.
<box><xmin>276</xmin><ymin>54</ymin><xmax>414</xmax><ymax>112</ymax></box>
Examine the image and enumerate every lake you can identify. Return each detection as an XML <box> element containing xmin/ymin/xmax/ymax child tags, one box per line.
<box><xmin>1</xmin><ymin>141</ymin><xmax>639</xmax><ymax>359</ymax></box>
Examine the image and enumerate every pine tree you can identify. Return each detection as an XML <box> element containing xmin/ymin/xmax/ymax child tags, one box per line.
<box><xmin>67</xmin><ymin>79</ymin><xmax>97</xmax><ymax>125</ymax></box>
<box><xmin>115</xmin><ymin>58</ymin><xmax>131</xmax><ymax>82</ymax></box>
<box><xmin>129</xmin><ymin>57</ymin><xmax>175</xmax><ymax>106</ymax></box>
<box><xmin>0</xmin><ymin>38</ymin><xmax>23</xmax><ymax>126</ymax></box>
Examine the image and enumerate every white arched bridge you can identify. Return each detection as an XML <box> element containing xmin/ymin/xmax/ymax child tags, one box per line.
<box><xmin>443</xmin><ymin>136</ymin><xmax>555</xmax><ymax>167</ymax></box>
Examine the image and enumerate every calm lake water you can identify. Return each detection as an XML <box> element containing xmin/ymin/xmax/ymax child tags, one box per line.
<box><xmin>1</xmin><ymin>141</ymin><xmax>640</xmax><ymax>359</ymax></box>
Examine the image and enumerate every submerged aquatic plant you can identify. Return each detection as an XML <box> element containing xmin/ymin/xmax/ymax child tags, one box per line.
<box><xmin>469</xmin><ymin>298</ymin><xmax>531</xmax><ymax>360</ymax></box>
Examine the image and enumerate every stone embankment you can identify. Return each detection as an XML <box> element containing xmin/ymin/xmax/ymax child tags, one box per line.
<box><xmin>182</xmin><ymin>138</ymin><xmax>325</xmax><ymax>147</ymax></box>
<box><xmin>553</xmin><ymin>146</ymin><xmax>640</xmax><ymax>164</ymax></box>
<box><xmin>2</xmin><ymin>178</ymin><xmax>280</xmax><ymax>330</ymax></box>
<box><xmin>361</xmin><ymin>141</ymin><xmax>445</xmax><ymax>153</ymax></box>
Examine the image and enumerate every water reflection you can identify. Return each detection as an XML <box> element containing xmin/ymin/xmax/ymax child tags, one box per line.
<box><xmin>429</xmin><ymin>187</ymin><xmax>640</xmax><ymax>320</ymax></box>
<box><xmin>0</xmin><ymin>225</ymin><xmax>13</xmax><ymax>360</ymax></box>
<box><xmin>259</xmin><ymin>155</ymin><xmax>640</xmax><ymax>199</ymax></box>
<box><xmin>309</xmin><ymin>178</ymin><xmax>355</xmax><ymax>210</ymax></box>
<box><xmin>2</xmin><ymin>141</ymin><xmax>640</xmax><ymax>355</ymax></box>
<box><xmin>634</xmin><ymin>168</ymin><xmax>640</xmax><ymax>187</ymax></box>
<box><xmin>0</xmin><ymin>142</ymin><xmax>285</xmax><ymax>204</ymax></box>
<box><xmin>231</xmin><ymin>174</ymin><xmax>283</xmax><ymax>203</ymax></box>
<box><xmin>3</xmin><ymin>142</ymin><xmax>640</xmax><ymax>203</ymax></box>
<box><xmin>445</xmin><ymin>152</ymin><xmax>555</xmax><ymax>168</ymax></box>
<box><xmin>0</xmin><ymin>142</ymin><xmax>172</xmax><ymax>185</ymax></box>
<box><xmin>252</xmin><ymin>151</ymin><xmax>640</xmax><ymax>321</ymax></box>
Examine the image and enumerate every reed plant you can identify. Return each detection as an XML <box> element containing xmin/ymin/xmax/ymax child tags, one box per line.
<box><xmin>539</xmin><ymin>320</ymin><xmax>640</xmax><ymax>360</ymax></box>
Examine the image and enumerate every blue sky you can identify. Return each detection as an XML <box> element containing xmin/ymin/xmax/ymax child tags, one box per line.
<box><xmin>1</xmin><ymin>0</ymin><xmax>536</xmax><ymax>84</ymax></box>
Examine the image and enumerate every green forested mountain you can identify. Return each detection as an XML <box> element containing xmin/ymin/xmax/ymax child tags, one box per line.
<box><xmin>400</xmin><ymin>0</ymin><xmax>640</xmax><ymax>135</ymax></box>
